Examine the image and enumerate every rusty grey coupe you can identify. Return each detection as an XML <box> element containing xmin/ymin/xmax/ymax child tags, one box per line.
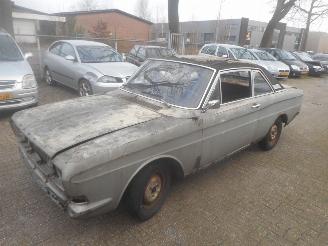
<box><xmin>11</xmin><ymin>56</ymin><xmax>303</xmax><ymax>221</ymax></box>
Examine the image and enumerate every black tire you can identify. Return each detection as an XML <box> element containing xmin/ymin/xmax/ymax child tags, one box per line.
<box><xmin>78</xmin><ymin>79</ymin><xmax>93</xmax><ymax>96</ymax></box>
<box><xmin>44</xmin><ymin>68</ymin><xmax>55</xmax><ymax>86</ymax></box>
<box><xmin>126</xmin><ymin>164</ymin><xmax>171</xmax><ymax>221</ymax></box>
<box><xmin>259</xmin><ymin>118</ymin><xmax>283</xmax><ymax>151</ymax></box>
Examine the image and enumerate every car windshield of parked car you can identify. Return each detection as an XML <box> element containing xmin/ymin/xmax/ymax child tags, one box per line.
<box><xmin>0</xmin><ymin>35</ymin><xmax>23</xmax><ymax>61</ymax></box>
<box><xmin>313</xmin><ymin>54</ymin><xmax>328</xmax><ymax>61</ymax></box>
<box><xmin>147</xmin><ymin>48</ymin><xmax>176</xmax><ymax>58</ymax></box>
<box><xmin>230</xmin><ymin>48</ymin><xmax>257</xmax><ymax>60</ymax></box>
<box><xmin>276</xmin><ymin>50</ymin><xmax>296</xmax><ymax>61</ymax></box>
<box><xmin>254</xmin><ymin>50</ymin><xmax>276</xmax><ymax>61</ymax></box>
<box><xmin>123</xmin><ymin>60</ymin><xmax>214</xmax><ymax>108</ymax></box>
<box><xmin>295</xmin><ymin>52</ymin><xmax>313</xmax><ymax>62</ymax></box>
<box><xmin>77</xmin><ymin>45</ymin><xmax>123</xmax><ymax>63</ymax></box>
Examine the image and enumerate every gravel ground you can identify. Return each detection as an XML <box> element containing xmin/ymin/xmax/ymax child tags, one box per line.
<box><xmin>0</xmin><ymin>76</ymin><xmax>327</xmax><ymax>245</ymax></box>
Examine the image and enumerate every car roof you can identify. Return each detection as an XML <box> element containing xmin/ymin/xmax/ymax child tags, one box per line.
<box><xmin>134</xmin><ymin>45</ymin><xmax>170</xmax><ymax>49</ymax></box>
<box><xmin>156</xmin><ymin>55</ymin><xmax>264</xmax><ymax>71</ymax></box>
<box><xmin>58</xmin><ymin>40</ymin><xmax>109</xmax><ymax>47</ymax></box>
<box><xmin>203</xmin><ymin>43</ymin><xmax>244</xmax><ymax>49</ymax></box>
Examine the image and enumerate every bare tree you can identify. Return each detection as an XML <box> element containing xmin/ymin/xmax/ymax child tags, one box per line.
<box><xmin>260</xmin><ymin>0</ymin><xmax>297</xmax><ymax>47</ymax></box>
<box><xmin>168</xmin><ymin>0</ymin><xmax>180</xmax><ymax>33</ymax></box>
<box><xmin>295</xmin><ymin>0</ymin><xmax>328</xmax><ymax>50</ymax></box>
<box><xmin>135</xmin><ymin>0</ymin><xmax>151</xmax><ymax>20</ymax></box>
<box><xmin>75</xmin><ymin>0</ymin><xmax>98</xmax><ymax>11</ymax></box>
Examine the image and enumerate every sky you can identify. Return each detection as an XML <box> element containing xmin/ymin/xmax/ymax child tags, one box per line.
<box><xmin>13</xmin><ymin>0</ymin><xmax>328</xmax><ymax>32</ymax></box>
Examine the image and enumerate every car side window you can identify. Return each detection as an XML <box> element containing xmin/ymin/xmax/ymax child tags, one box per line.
<box><xmin>60</xmin><ymin>43</ymin><xmax>76</xmax><ymax>58</ymax></box>
<box><xmin>138</xmin><ymin>47</ymin><xmax>146</xmax><ymax>60</ymax></box>
<box><xmin>221</xmin><ymin>70</ymin><xmax>252</xmax><ymax>104</ymax></box>
<box><xmin>217</xmin><ymin>46</ymin><xmax>227</xmax><ymax>57</ymax></box>
<box><xmin>206</xmin><ymin>45</ymin><xmax>217</xmax><ymax>55</ymax></box>
<box><xmin>49</xmin><ymin>43</ymin><xmax>62</xmax><ymax>56</ymax></box>
<box><xmin>130</xmin><ymin>46</ymin><xmax>137</xmax><ymax>56</ymax></box>
<box><xmin>200</xmin><ymin>46</ymin><xmax>208</xmax><ymax>54</ymax></box>
<box><xmin>253</xmin><ymin>71</ymin><xmax>273</xmax><ymax>96</ymax></box>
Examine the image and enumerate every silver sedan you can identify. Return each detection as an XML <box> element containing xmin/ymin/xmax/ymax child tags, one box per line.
<box><xmin>42</xmin><ymin>40</ymin><xmax>138</xmax><ymax>96</ymax></box>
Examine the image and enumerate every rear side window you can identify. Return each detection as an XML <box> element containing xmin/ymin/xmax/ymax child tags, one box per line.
<box><xmin>49</xmin><ymin>42</ymin><xmax>62</xmax><ymax>56</ymax></box>
<box><xmin>221</xmin><ymin>71</ymin><xmax>252</xmax><ymax>103</ymax></box>
<box><xmin>253</xmin><ymin>71</ymin><xmax>273</xmax><ymax>96</ymax></box>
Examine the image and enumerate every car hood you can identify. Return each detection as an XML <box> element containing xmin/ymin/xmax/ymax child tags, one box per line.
<box><xmin>240</xmin><ymin>59</ymin><xmax>288</xmax><ymax>72</ymax></box>
<box><xmin>0</xmin><ymin>60</ymin><xmax>33</xmax><ymax>81</ymax></box>
<box><xmin>281</xmin><ymin>59</ymin><xmax>306</xmax><ymax>67</ymax></box>
<box><xmin>12</xmin><ymin>94</ymin><xmax>162</xmax><ymax>158</ymax></box>
<box><xmin>84</xmin><ymin>62</ymin><xmax>138</xmax><ymax>78</ymax></box>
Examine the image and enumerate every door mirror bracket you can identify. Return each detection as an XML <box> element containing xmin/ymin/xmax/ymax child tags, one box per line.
<box><xmin>202</xmin><ymin>100</ymin><xmax>220</xmax><ymax>112</ymax></box>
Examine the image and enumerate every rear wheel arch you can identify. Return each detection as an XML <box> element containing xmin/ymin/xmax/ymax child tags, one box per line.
<box><xmin>278</xmin><ymin>114</ymin><xmax>288</xmax><ymax>126</ymax></box>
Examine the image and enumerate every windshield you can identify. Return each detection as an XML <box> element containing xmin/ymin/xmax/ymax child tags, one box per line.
<box><xmin>147</xmin><ymin>48</ymin><xmax>176</xmax><ymax>58</ymax></box>
<box><xmin>230</xmin><ymin>48</ymin><xmax>257</xmax><ymax>60</ymax></box>
<box><xmin>276</xmin><ymin>50</ymin><xmax>296</xmax><ymax>60</ymax></box>
<box><xmin>313</xmin><ymin>54</ymin><xmax>328</xmax><ymax>61</ymax></box>
<box><xmin>295</xmin><ymin>52</ymin><xmax>313</xmax><ymax>62</ymax></box>
<box><xmin>123</xmin><ymin>60</ymin><xmax>214</xmax><ymax>109</ymax></box>
<box><xmin>0</xmin><ymin>35</ymin><xmax>23</xmax><ymax>61</ymax></box>
<box><xmin>77</xmin><ymin>45</ymin><xmax>123</xmax><ymax>63</ymax></box>
<box><xmin>254</xmin><ymin>50</ymin><xmax>276</xmax><ymax>61</ymax></box>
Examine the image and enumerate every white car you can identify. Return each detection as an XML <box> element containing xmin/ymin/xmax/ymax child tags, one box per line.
<box><xmin>199</xmin><ymin>44</ymin><xmax>290</xmax><ymax>79</ymax></box>
<box><xmin>43</xmin><ymin>40</ymin><xmax>138</xmax><ymax>96</ymax></box>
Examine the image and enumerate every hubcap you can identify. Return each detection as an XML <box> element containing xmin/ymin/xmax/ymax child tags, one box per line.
<box><xmin>46</xmin><ymin>70</ymin><xmax>52</xmax><ymax>84</ymax></box>
<box><xmin>269</xmin><ymin>125</ymin><xmax>278</xmax><ymax>142</ymax></box>
<box><xmin>143</xmin><ymin>174</ymin><xmax>162</xmax><ymax>205</ymax></box>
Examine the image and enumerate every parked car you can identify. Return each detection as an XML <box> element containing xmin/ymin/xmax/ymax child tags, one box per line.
<box><xmin>0</xmin><ymin>30</ymin><xmax>38</xmax><ymax>111</ymax></box>
<box><xmin>249</xmin><ymin>49</ymin><xmax>290</xmax><ymax>79</ymax></box>
<box><xmin>311</xmin><ymin>53</ymin><xmax>328</xmax><ymax>73</ymax></box>
<box><xmin>292</xmin><ymin>51</ymin><xmax>323</xmax><ymax>76</ymax></box>
<box><xmin>126</xmin><ymin>45</ymin><xmax>176</xmax><ymax>66</ymax></box>
<box><xmin>11</xmin><ymin>56</ymin><xmax>303</xmax><ymax>221</ymax></box>
<box><xmin>43</xmin><ymin>40</ymin><xmax>138</xmax><ymax>96</ymax></box>
<box><xmin>260</xmin><ymin>48</ymin><xmax>309</xmax><ymax>77</ymax></box>
<box><xmin>200</xmin><ymin>44</ymin><xmax>289</xmax><ymax>79</ymax></box>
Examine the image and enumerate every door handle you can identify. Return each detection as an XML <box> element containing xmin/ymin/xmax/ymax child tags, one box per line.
<box><xmin>252</xmin><ymin>103</ymin><xmax>261</xmax><ymax>109</ymax></box>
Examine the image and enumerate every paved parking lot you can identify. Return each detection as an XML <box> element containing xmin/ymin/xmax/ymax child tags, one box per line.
<box><xmin>1</xmin><ymin>77</ymin><xmax>328</xmax><ymax>245</ymax></box>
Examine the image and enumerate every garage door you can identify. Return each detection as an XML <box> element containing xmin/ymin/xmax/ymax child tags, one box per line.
<box><xmin>13</xmin><ymin>19</ymin><xmax>37</xmax><ymax>43</ymax></box>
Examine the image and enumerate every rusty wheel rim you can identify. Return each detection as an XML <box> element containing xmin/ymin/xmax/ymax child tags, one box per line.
<box><xmin>143</xmin><ymin>174</ymin><xmax>163</xmax><ymax>206</ymax></box>
<box><xmin>269</xmin><ymin>124</ymin><xmax>278</xmax><ymax>144</ymax></box>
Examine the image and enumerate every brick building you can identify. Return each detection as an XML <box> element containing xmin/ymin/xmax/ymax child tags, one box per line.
<box><xmin>57</xmin><ymin>9</ymin><xmax>152</xmax><ymax>52</ymax></box>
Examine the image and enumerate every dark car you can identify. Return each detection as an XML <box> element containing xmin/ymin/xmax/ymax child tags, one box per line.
<box><xmin>311</xmin><ymin>53</ymin><xmax>328</xmax><ymax>74</ymax></box>
<box><xmin>126</xmin><ymin>45</ymin><xmax>176</xmax><ymax>66</ymax></box>
<box><xmin>292</xmin><ymin>51</ymin><xmax>323</xmax><ymax>76</ymax></box>
<box><xmin>261</xmin><ymin>48</ymin><xmax>309</xmax><ymax>77</ymax></box>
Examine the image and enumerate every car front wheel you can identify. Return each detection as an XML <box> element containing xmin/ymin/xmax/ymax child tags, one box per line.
<box><xmin>126</xmin><ymin>164</ymin><xmax>171</xmax><ymax>221</ymax></box>
<box><xmin>78</xmin><ymin>79</ymin><xmax>93</xmax><ymax>96</ymax></box>
<box><xmin>259</xmin><ymin>118</ymin><xmax>283</xmax><ymax>151</ymax></box>
<box><xmin>44</xmin><ymin>68</ymin><xmax>55</xmax><ymax>86</ymax></box>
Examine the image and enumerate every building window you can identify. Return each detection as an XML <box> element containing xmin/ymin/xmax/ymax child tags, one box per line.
<box><xmin>204</xmin><ymin>33</ymin><xmax>214</xmax><ymax>43</ymax></box>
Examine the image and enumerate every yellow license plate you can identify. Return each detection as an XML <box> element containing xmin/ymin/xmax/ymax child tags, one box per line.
<box><xmin>279</xmin><ymin>72</ymin><xmax>289</xmax><ymax>76</ymax></box>
<box><xmin>0</xmin><ymin>92</ymin><xmax>12</xmax><ymax>101</ymax></box>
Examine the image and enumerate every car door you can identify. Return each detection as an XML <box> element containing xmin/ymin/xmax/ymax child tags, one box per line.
<box><xmin>45</xmin><ymin>42</ymin><xmax>63</xmax><ymax>82</ymax></box>
<box><xmin>251</xmin><ymin>70</ymin><xmax>279</xmax><ymax>141</ymax></box>
<box><xmin>127</xmin><ymin>46</ymin><xmax>139</xmax><ymax>65</ymax></box>
<box><xmin>56</xmin><ymin>42</ymin><xmax>79</xmax><ymax>89</ymax></box>
<box><xmin>200</xmin><ymin>69</ymin><xmax>259</xmax><ymax>167</ymax></box>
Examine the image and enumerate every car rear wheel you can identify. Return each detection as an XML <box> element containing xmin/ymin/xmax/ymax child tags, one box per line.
<box><xmin>126</xmin><ymin>164</ymin><xmax>171</xmax><ymax>221</ymax></box>
<box><xmin>78</xmin><ymin>79</ymin><xmax>93</xmax><ymax>96</ymax></box>
<box><xmin>44</xmin><ymin>68</ymin><xmax>55</xmax><ymax>86</ymax></box>
<box><xmin>259</xmin><ymin>118</ymin><xmax>282</xmax><ymax>151</ymax></box>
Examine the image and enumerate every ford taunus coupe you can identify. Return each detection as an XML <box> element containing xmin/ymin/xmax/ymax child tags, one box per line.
<box><xmin>11</xmin><ymin>56</ymin><xmax>303</xmax><ymax>221</ymax></box>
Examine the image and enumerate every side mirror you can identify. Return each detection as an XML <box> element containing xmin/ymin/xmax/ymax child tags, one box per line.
<box><xmin>221</xmin><ymin>54</ymin><xmax>228</xmax><ymax>58</ymax></box>
<box><xmin>202</xmin><ymin>99</ymin><xmax>220</xmax><ymax>112</ymax></box>
<box><xmin>65</xmin><ymin>55</ymin><xmax>76</xmax><ymax>62</ymax></box>
<box><xmin>24</xmin><ymin>52</ymin><xmax>33</xmax><ymax>60</ymax></box>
